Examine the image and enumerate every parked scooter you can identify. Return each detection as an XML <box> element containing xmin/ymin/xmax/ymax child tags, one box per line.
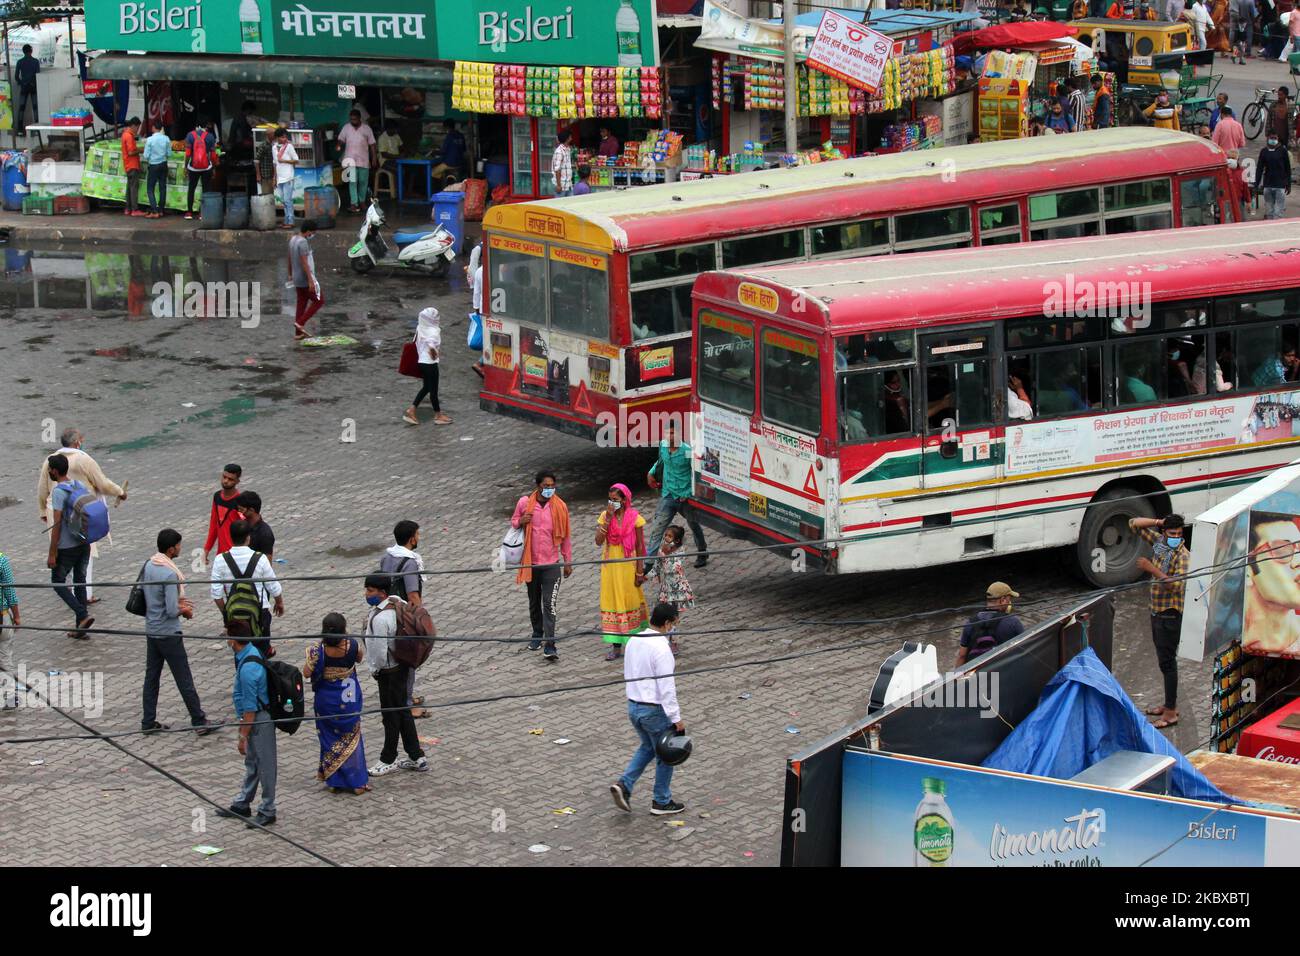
<box><xmin>348</xmin><ymin>199</ymin><xmax>456</xmax><ymax>277</ymax></box>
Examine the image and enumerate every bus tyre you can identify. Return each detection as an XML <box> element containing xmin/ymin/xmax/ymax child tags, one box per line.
<box><xmin>1076</xmin><ymin>488</ymin><xmax>1156</xmax><ymax>588</ymax></box>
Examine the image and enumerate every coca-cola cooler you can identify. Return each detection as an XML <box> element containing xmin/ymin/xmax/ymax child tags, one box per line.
<box><xmin>1238</xmin><ymin>696</ymin><xmax>1300</xmax><ymax>765</ymax></box>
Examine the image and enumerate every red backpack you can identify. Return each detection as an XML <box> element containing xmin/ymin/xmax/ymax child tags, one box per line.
<box><xmin>190</xmin><ymin>131</ymin><xmax>212</xmax><ymax>170</ymax></box>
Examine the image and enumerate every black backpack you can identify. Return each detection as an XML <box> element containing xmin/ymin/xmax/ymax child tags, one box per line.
<box><xmin>379</xmin><ymin>555</ymin><xmax>415</xmax><ymax>601</ymax></box>
<box><xmin>965</xmin><ymin>614</ymin><xmax>1001</xmax><ymax>659</ymax></box>
<box><xmin>239</xmin><ymin>655</ymin><xmax>305</xmax><ymax>735</ymax></box>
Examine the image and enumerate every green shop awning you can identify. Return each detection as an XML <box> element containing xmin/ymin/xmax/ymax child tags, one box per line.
<box><xmin>88</xmin><ymin>54</ymin><xmax>452</xmax><ymax>89</ymax></box>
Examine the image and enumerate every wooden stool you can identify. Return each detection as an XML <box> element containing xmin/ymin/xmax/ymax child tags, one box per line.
<box><xmin>374</xmin><ymin>168</ymin><xmax>396</xmax><ymax>200</ymax></box>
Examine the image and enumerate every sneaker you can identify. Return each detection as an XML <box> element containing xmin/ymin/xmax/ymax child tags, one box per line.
<box><xmin>215</xmin><ymin>805</ymin><xmax>251</xmax><ymax>819</ymax></box>
<box><xmin>247</xmin><ymin>813</ymin><xmax>276</xmax><ymax>829</ymax></box>
<box><xmin>543</xmin><ymin>642</ymin><xmax>559</xmax><ymax>662</ymax></box>
<box><xmin>609</xmin><ymin>782</ymin><xmax>631</xmax><ymax>812</ymax></box>
<box><xmin>398</xmin><ymin>756</ymin><xmax>429</xmax><ymax>772</ymax></box>
<box><xmin>650</xmin><ymin>800</ymin><xmax>685</xmax><ymax>816</ymax></box>
<box><xmin>184</xmin><ymin>212</ymin><xmax>193</xmax><ymax>220</ymax></box>
<box><xmin>527</xmin><ymin>639</ymin><xmax>542</xmax><ymax>651</ymax></box>
<box><xmin>369</xmin><ymin>760</ymin><xmax>401</xmax><ymax>776</ymax></box>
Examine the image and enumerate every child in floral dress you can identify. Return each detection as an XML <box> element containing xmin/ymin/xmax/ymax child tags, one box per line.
<box><xmin>652</xmin><ymin>526</ymin><xmax>695</xmax><ymax>654</ymax></box>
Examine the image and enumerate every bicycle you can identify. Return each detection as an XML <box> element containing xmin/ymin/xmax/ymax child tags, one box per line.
<box><xmin>1242</xmin><ymin>83</ymin><xmax>1299</xmax><ymax>141</ymax></box>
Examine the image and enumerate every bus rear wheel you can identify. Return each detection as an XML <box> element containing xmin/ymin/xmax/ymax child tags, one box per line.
<box><xmin>1075</xmin><ymin>488</ymin><xmax>1156</xmax><ymax>588</ymax></box>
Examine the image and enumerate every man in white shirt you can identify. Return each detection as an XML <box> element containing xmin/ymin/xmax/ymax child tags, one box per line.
<box><xmin>272</xmin><ymin>127</ymin><xmax>299</xmax><ymax>228</ymax></box>
<box><xmin>363</xmin><ymin>574</ymin><xmax>427</xmax><ymax>776</ymax></box>
<box><xmin>210</xmin><ymin>520</ymin><xmax>284</xmax><ymax>657</ymax></box>
<box><xmin>610</xmin><ymin>603</ymin><xmax>686</xmax><ymax>816</ymax></box>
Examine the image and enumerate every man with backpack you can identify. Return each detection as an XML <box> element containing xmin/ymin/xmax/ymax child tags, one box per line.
<box><xmin>184</xmin><ymin>118</ymin><xmax>219</xmax><ymax>221</ymax></box>
<box><xmin>140</xmin><ymin>528</ymin><xmax>212</xmax><ymax>736</ymax></box>
<box><xmin>211</xmin><ymin>520</ymin><xmax>283</xmax><ymax>659</ymax></box>
<box><xmin>36</xmin><ymin>427</ymin><xmax>127</xmax><ymax>605</ymax></box>
<box><xmin>45</xmin><ymin>454</ymin><xmax>103</xmax><ymax>640</ymax></box>
<box><xmin>379</xmin><ymin>520</ymin><xmax>430</xmax><ymax>719</ymax></box>
<box><xmin>216</xmin><ymin>620</ymin><xmax>278</xmax><ymax>828</ymax></box>
<box><xmin>955</xmin><ymin>582</ymin><xmax>1025</xmax><ymax>667</ymax></box>
<box><xmin>363</xmin><ymin>574</ymin><xmax>428</xmax><ymax>776</ymax></box>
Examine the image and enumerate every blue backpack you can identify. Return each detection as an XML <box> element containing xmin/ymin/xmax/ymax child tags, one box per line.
<box><xmin>59</xmin><ymin>480</ymin><xmax>110</xmax><ymax>545</ymax></box>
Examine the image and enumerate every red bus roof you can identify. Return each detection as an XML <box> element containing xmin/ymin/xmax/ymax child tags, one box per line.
<box><xmin>693</xmin><ymin>220</ymin><xmax>1300</xmax><ymax>335</ymax></box>
<box><xmin>506</xmin><ymin>128</ymin><xmax>1224</xmax><ymax>253</ymax></box>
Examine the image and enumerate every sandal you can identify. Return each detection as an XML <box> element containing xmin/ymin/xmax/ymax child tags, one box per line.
<box><xmin>1143</xmin><ymin>705</ymin><xmax>1166</xmax><ymax>716</ymax></box>
<box><xmin>412</xmin><ymin>696</ymin><xmax>425</xmax><ymax>706</ymax></box>
<box><xmin>604</xmin><ymin>647</ymin><xmax>622</xmax><ymax>661</ymax></box>
<box><xmin>434</xmin><ymin>414</ymin><xmax>453</xmax><ymax>425</ymax></box>
<box><xmin>410</xmin><ymin>708</ymin><xmax>431</xmax><ymax>719</ymax></box>
<box><xmin>403</xmin><ymin>412</ymin><xmax>419</xmax><ymax>426</ymax></box>
<box><xmin>1151</xmin><ymin>715</ymin><xmax>1179</xmax><ymax>729</ymax></box>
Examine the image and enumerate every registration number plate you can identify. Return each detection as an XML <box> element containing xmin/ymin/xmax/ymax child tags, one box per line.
<box><xmin>748</xmin><ymin>492</ymin><xmax>768</xmax><ymax>519</ymax></box>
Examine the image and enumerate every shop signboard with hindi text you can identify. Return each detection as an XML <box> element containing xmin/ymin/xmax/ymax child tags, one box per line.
<box><xmin>272</xmin><ymin>0</ymin><xmax>434</xmax><ymax>59</ymax></box>
<box><xmin>805</xmin><ymin>10</ymin><xmax>892</xmax><ymax>94</ymax></box>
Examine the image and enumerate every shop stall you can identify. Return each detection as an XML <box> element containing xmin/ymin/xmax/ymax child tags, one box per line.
<box><xmin>781</xmin><ymin>592</ymin><xmax>1300</xmax><ymax>867</ymax></box>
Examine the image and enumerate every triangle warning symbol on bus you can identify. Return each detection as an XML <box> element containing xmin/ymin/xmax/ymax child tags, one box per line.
<box><xmin>803</xmin><ymin>464</ymin><xmax>820</xmax><ymax>497</ymax></box>
<box><xmin>507</xmin><ymin>364</ymin><xmax>522</xmax><ymax>396</ymax></box>
<box><xmin>750</xmin><ymin>446</ymin><xmax>765</xmax><ymax>476</ymax></box>
<box><xmin>572</xmin><ymin>380</ymin><xmax>593</xmax><ymax>416</ymax></box>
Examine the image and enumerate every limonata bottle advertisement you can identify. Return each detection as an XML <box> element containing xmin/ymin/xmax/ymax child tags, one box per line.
<box><xmin>842</xmin><ymin>751</ymin><xmax>1300</xmax><ymax>866</ymax></box>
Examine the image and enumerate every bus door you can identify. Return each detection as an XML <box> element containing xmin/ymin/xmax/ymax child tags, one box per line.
<box><xmin>918</xmin><ymin>328</ymin><xmax>1002</xmax><ymax>494</ymax></box>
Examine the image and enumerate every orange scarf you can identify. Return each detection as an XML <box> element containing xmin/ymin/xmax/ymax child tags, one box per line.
<box><xmin>516</xmin><ymin>492</ymin><xmax>570</xmax><ymax>584</ymax></box>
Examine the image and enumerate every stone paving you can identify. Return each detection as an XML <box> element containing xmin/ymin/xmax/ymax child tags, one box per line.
<box><xmin>0</xmin><ymin>245</ymin><xmax>1214</xmax><ymax>867</ymax></box>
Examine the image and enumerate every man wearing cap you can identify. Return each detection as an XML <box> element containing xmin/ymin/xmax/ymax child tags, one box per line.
<box><xmin>956</xmin><ymin>583</ymin><xmax>1024</xmax><ymax>666</ymax></box>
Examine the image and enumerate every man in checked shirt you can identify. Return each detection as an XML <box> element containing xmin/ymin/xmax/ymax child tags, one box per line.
<box><xmin>1129</xmin><ymin>514</ymin><xmax>1190</xmax><ymax>730</ymax></box>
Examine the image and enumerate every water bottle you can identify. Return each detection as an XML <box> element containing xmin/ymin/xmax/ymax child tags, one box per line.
<box><xmin>616</xmin><ymin>0</ymin><xmax>642</xmax><ymax>68</ymax></box>
<box><xmin>239</xmin><ymin>0</ymin><xmax>264</xmax><ymax>55</ymax></box>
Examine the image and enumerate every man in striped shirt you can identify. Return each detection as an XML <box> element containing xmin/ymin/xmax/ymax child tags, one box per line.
<box><xmin>0</xmin><ymin>548</ymin><xmax>18</xmax><ymax>709</ymax></box>
<box><xmin>551</xmin><ymin>129</ymin><xmax>573</xmax><ymax>197</ymax></box>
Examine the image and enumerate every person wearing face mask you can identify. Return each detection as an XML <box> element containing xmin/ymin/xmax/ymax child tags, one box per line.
<box><xmin>1256</xmin><ymin>132</ymin><xmax>1292</xmax><ymax>220</ymax></box>
<box><xmin>363</xmin><ymin>575</ymin><xmax>428</xmax><ymax>777</ymax></box>
<box><xmin>289</xmin><ymin>219</ymin><xmax>322</xmax><ymax>342</ymax></box>
<box><xmin>1129</xmin><ymin>514</ymin><xmax>1190</xmax><ymax>730</ymax></box>
<box><xmin>404</xmin><ymin>307</ymin><xmax>452</xmax><ymax>426</ymax></box>
<box><xmin>513</xmin><ymin>470</ymin><xmax>573</xmax><ymax>662</ymax></box>
<box><xmin>596</xmin><ymin>484</ymin><xmax>648</xmax><ymax>662</ymax></box>
<box><xmin>1143</xmin><ymin>90</ymin><xmax>1181</xmax><ymax>131</ymax></box>
<box><xmin>955</xmin><ymin>583</ymin><xmax>1024</xmax><ymax>666</ymax></box>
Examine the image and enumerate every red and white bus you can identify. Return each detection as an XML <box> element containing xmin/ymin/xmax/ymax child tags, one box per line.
<box><xmin>689</xmin><ymin>220</ymin><xmax>1300</xmax><ymax>586</ymax></box>
<box><xmin>478</xmin><ymin>127</ymin><xmax>1240</xmax><ymax>445</ymax></box>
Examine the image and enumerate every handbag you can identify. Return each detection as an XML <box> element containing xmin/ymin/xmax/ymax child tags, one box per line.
<box><xmin>398</xmin><ymin>334</ymin><xmax>421</xmax><ymax>378</ymax></box>
<box><xmin>467</xmin><ymin>311</ymin><xmax>484</xmax><ymax>351</ymax></box>
<box><xmin>124</xmin><ymin>561</ymin><xmax>150</xmax><ymax>616</ymax></box>
<box><xmin>500</xmin><ymin>525</ymin><xmax>526</xmax><ymax>569</ymax></box>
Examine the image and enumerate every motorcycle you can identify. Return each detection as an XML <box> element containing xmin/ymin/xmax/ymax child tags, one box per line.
<box><xmin>348</xmin><ymin>200</ymin><xmax>457</xmax><ymax>278</ymax></box>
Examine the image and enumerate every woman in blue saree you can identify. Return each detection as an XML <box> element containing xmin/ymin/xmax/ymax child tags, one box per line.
<box><xmin>303</xmin><ymin>613</ymin><xmax>370</xmax><ymax>793</ymax></box>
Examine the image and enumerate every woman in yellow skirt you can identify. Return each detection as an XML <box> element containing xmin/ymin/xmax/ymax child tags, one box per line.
<box><xmin>596</xmin><ymin>482</ymin><xmax>648</xmax><ymax>661</ymax></box>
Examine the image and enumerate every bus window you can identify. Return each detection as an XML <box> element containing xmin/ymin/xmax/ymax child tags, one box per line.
<box><xmin>1029</xmin><ymin>188</ymin><xmax>1101</xmax><ymax>241</ymax></box>
<box><xmin>840</xmin><ymin>367</ymin><xmax>914</xmax><ymax>441</ymax></box>
<box><xmin>893</xmin><ymin>206</ymin><xmax>972</xmax><ymax>249</ymax></box>
<box><xmin>491</xmin><ymin>248</ymin><xmax>548</xmax><ymax>325</ymax></box>
<box><xmin>548</xmin><ymin>250</ymin><xmax>609</xmax><ymax>339</ymax></box>
<box><xmin>631</xmin><ymin>285</ymin><xmax>692</xmax><ymax>340</ymax></box>
<box><xmin>1179</xmin><ymin>177</ymin><xmax>1218</xmax><ymax>227</ymax></box>
<box><xmin>979</xmin><ymin>204</ymin><xmax>1021</xmax><ymax>245</ymax></box>
<box><xmin>1006</xmin><ymin>315</ymin><xmax>1104</xmax><ymax>348</ymax></box>
<box><xmin>698</xmin><ymin>311</ymin><xmax>755</xmax><ymax>412</ymax></box>
<box><xmin>721</xmin><ymin>229</ymin><xmax>805</xmax><ymax>269</ymax></box>
<box><xmin>1007</xmin><ymin>347</ymin><xmax>1101</xmax><ymax>417</ymax></box>
<box><xmin>922</xmin><ymin>333</ymin><xmax>993</xmax><ymax>430</ymax></box>
<box><xmin>1236</xmin><ymin>323</ymin><xmax>1300</xmax><ymax>389</ymax></box>
<box><xmin>762</xmin><ymin>328</ymin><xmax>822</xmax><ymax>435</ymax></box>
<box><xmin>1103</xmin><ymin>179</ymin><xmax>1172</xmax><ymax>235</ymax></box>
<box><xmin>1167</xmin><ymin>335</ymin><xmax>1209</xmax><ymax>399</ymax></box>
<box><xmin>1115</xmin><ymin>338</ymin><xmax>1163</xmax><ymax>405</ymax></box>
<box><xmin>1218</xmin><ymin>290</ymin><xmax>1300</xmax><ymax>324</ymax></box>
<box><xmin>835</xmin><ymin>330</ymin><xmax>914</xmax><ymax>369</ymax></box>
<box><xmin>629</xmin><ymin>243</ymin><xmax>716</xmax><ymax>284</ymax></box>
<box><xmin>811</xmin><ymin>218</ymin><xmax>889</xmax><ymax>257</ymax></box>
<box><xmin>1197</xmin><ymin>331</ymin><xmax>1235</xmax><ymax>393</ymax></box>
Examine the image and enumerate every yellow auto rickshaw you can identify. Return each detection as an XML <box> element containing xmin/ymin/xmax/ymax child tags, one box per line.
<box><xmin>1068</xmin><ymin>18</ymin><xmax>1192</xmax><ymax>87</ymax></box>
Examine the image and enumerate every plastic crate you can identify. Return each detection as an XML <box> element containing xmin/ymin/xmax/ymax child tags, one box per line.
<box><xmin>22</xmin><ymin>194</ymin><xmax>54</xmax><ymax>216</ymax></box>
<box><xmin>54</xmin><ymin>195</ymin><xmax>89</xmax><ymax>215</ymax></box>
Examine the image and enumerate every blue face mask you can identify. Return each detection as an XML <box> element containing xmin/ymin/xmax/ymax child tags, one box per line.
<box><xmin>365</xmin><ymin>595</ymin><xmax>383</xmax><ymax>606</ymax></box>
<box><xmin>1165</xmin><ymin>536</ymin><xmax>1182</xmax><ymax>550</ymax></box>
<box><xmin>541</xmin><ymin>487</ymin><xmax>555</xmax><ymax>499</ymax></box>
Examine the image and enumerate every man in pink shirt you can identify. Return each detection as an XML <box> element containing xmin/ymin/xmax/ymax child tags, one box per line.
<box><xmin>512</xmin><ymin>470</ymin><xmax>573</xmax><ymax>662</ymax></box>
<box><xmin>336</xmin><ymin>109</ymin><xmax>377</xmax><ymax>213</ymax></box>
<box><xmin>1212</xmin><ymin>106</ymin><xmax>1246</xmax><ymax>153</ymax></box>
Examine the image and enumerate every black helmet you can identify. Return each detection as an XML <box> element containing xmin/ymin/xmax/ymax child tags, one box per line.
<box><xmin>655</xmin><ymin>727</ymin><xmax>692</xmax><ymax>766</ymax></box>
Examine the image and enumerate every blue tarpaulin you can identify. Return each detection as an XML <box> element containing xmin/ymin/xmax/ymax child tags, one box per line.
<box><xmin>983</xmin><ymin>647</ymin><xmax>1232</xmax><ymax>803</ymax></box>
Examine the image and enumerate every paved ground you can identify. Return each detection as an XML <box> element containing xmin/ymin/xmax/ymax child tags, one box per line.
<box><xmin>10</xmin><ymin>49</ymin><xmax>1297</xmax><ymax>862</ymax></box>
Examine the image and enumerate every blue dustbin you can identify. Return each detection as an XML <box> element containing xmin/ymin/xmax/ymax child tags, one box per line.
<box><xmin>431</xmin><ymin>191</ymin><xmax>465</xmax><ymax>255</ymax></box>
<box><xmin>3</xmin><ymin>154</ymin><xmax>28</xmax><ymax>212</ymax></box>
